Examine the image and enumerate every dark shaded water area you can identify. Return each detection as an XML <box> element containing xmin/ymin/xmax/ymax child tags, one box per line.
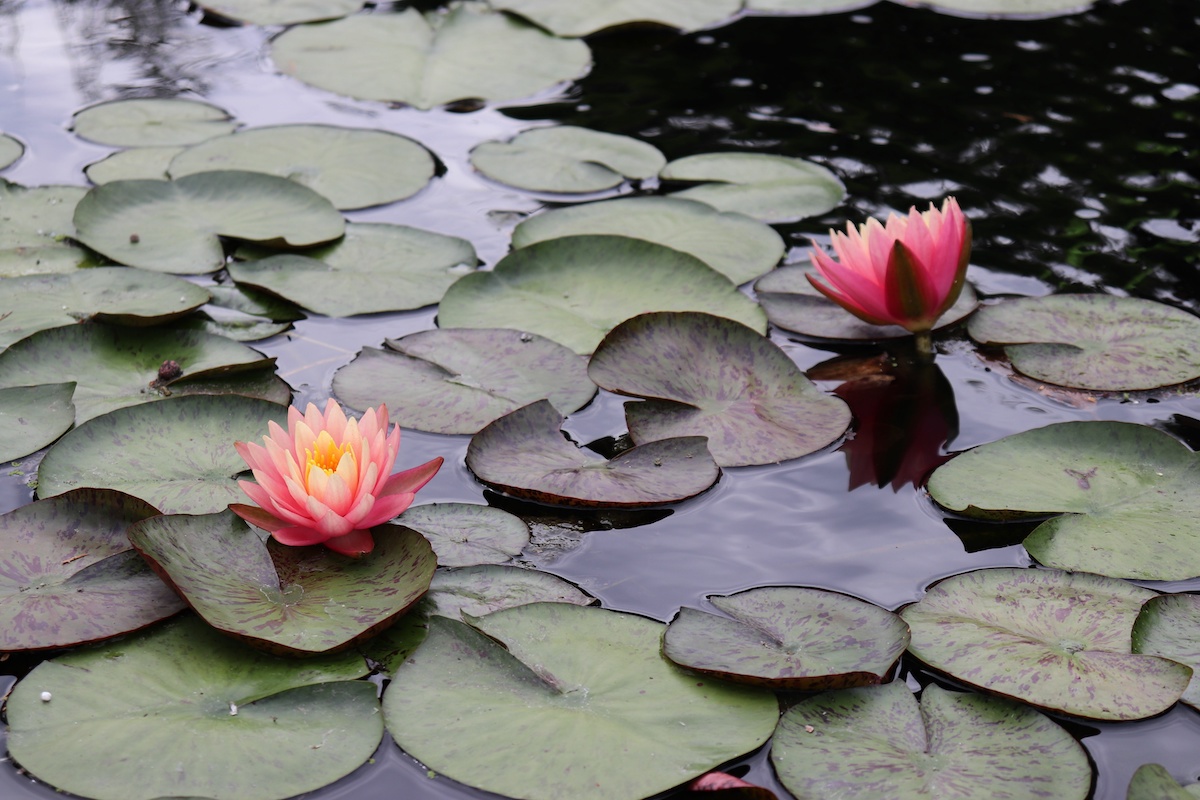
<box><xmin>0</xmin><ymin>0</ymin><xmax>1198</xmax><ymax>798</ymax></box>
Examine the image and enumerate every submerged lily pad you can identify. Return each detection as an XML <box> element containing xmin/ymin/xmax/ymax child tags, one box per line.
<box><xmin>772</xmin><ymin>682</ymin><xmax>1091</xmax><ymax>800</ymax></box>
<box><xmin>397</xmin><ymin>503</ymin><xmax>530</xmax><ymax>566</ymax></box>
<box><xmin>169</xmin><ymin>125</ymin><xmax>435</xmax><ymax>210</ymax></box>
<box><xmin>85</xmin><ymin>146</ymin><xmax>183</xmax><ymax>184</ymax></box>
<box><xmin>928</xmin><ymin>420</ymin><xmax>1200</xmax><ymax>580</ymax></box>
<box><xmin>660</xmin><ymin>153</ymin><xmax>846</xmax><ymax>223</ymax></box>
<box><xmin>901</xmin><ymin>567</ymin><xmax>1191</xmax><ymax>720</ymax></box>
<box><xmin>467</xmin><ymin>400</ymin><xmax>720</xmax><ymax>507</ymax></box>
<box><xmin>512</xmin><ymin>196</ymin><xmax>783</xmax><ymax>285</ymax></box>
<box><xmin>490</xmin><ymin>0</ymin><xmax>742</xmax><ymax>35</ymax></box>
<box><xmin>0</xmin><ymin>182</ymin><xmax>94</xmax><ymax>277</ymax></box>
<box><xmin>1125</xmin><ymin>764</ymin><xmax>1200</xmax><ymax>800</ymax></box>
<box><xmin>662</xmin><ymin>586</ymin><xmax>909</xmax><ymax>689</ymax></box>
<box><xmin>423</xmin><ymin>564</ymin><xmax>593</xmax><ymax>620</ymax></box>
<box><xmin>0</xmin><ymin>133</ymin><xmax>24</xmax><ymax>169</ymax></box>
<box><xmin>197</xmin><ymin>0</ymin><xmax>365</xmax><ymax>25</ymax></box>
<box><xmin>0</xmin><ymin>383</ymin><xmax>76</xmax><ymax>461</ymax></box>
<box><xmin>0</xmin><ymin>489</ymin><xmax>185</xmax><ymax>651</ymax></box>
<box><xmin>71</xmin><ymin>98</ymin><xmax>237</xmax><ymax>146</ymax></box>
<box><xmin>439</xmin><ymin>235</ymin><xmax>766</xmax><ymax>354</ymax></box>
<box><xmin>1133</xmin><ymin>594</ymin><xmax>1200</xmax><ymax>712</ymax></box>
<box><xmin>271</xmin><ymin>4</ymin><xmax>591</xmax><ymax>109</ymax></box>
<box><xmin>384</xmin><ymin>603</ymin><xmax>778</xmax><ymax>800</ymax></box>
<box><xmin>967</xmin><ymin>294</ymin><xmax>1200</xmax><ymax>391</ymax></box>
<box><xmin>588</xmin><ymin>312</ymin><xmax>850</xmax><ymax>466</ymax></box>
<box><xmin>470</xmin><ymin>126</ymin><xmax>665</xmax><ymax>193</ymax></box>
<box><xmin>38</xmin><ymin>394</ymin><xmax>289</xmax><ymax>514</ymax></box>
<box><xmin>333</xmin><ymin>329</ymin><xmax>594</xmax><ymax>434</ymax></box>
<box><xmin>6</xmin><ymin>615</ymin><xmax>378</xmax><ymax>800</ymax></box>
<box><xmin>73</xmin><ymin>171</ymin><xmax>345</xmax><ymax>274</ymax></box>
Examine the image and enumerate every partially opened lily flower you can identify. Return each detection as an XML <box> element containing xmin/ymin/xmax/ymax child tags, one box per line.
<box><xmin>230</xmin><ymin>400</ymin><xmax>442</xmax><ymax>557</ymax></box>
<box><xmin>807</xmin><ymin>196</ymin><xmax>971</xmax><ymax>357</ymax></box>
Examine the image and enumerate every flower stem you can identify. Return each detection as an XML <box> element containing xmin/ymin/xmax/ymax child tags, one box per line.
<box><xmin>913</xmin><ymin>329</ymin><xmax>934</xmax><ymax>362</ymax></box>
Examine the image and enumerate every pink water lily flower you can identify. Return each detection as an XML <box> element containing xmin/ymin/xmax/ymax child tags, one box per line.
<box><xmin>230</xmin><ymin>399</ymin><xmax>442</xmax><ymax>557</ymax></box>
<box><xmin>807</xmin><ymin>197</ymin><xmax>972</xmax><ymax>350</ymax></box>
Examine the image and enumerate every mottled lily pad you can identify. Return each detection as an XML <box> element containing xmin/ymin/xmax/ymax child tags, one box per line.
<box><xmin>197</xmin><ymin>0</ymin><xmax>365</xmax><ymax>25</ymax></box>
<box><xmin>188</xmin><ymin>283</ymin><xmax>303</xmax><ymax>342</ymax></box>
<box><xmin>512</xmin><ymin>197</ymin><xmax>783</xmax><ymax>285</ymax></box>
<box><xmin>384</xmin><ymin>603</ymin><xmax>778</xmax><ymax>800</ymax></box>
<box><xmin>1125</xmin><ymin>764</ymin><xmax>1200</xmax><ymax>800</ymax></box>
<box><xmin>71</xmin><ymin>98</ymin><xmax>237</xmax><ymax>146</ymax></box>
<box><xmin>333</xmin><ymin>329</ymin><xmax>594</xmax><ymax>434</ymax></box>
<box><xmin>660</xmin><ymin>152</ymin><xmax>846</xmax><ymax>223</ymax></box>
<box><xmin>0</xmin><ymin>133</ymin><xmax>24</xmax><ymax>169</ymax></box>
<box><xmin>0</xmin><ymin>489</ymin><xmax>185</xmax><ymax>651</ymax></box>
<box><xmin>129</xmin><ymin>511</ymin><xmax>436</xmax><ymax>655</ymax></box>
<box><xmin>397</xmin><ymin>503</ymin><xmax>530</xmax><ymax>566</ymax></box>
<box><xmin>470</xmin><ymin>126</ymin><xmax>665</xmax><ymax>193</ymax></box>
<box><xmin>271</xmin><ymin>4</ymin><xmax>591</xmax><ymax>109</ymax></box>
<box><xmin>892</xmin><ymin>0</ymin><xmax>1094</xmax><ymax>20</ymax></box>
<box><xmin>772</xmin><ymin>682</ymin><xmax>1091</xmax><ymax>800</ymax></box>
<box><xmin>0</xmin><ymin>383</ymin><xmax>76</xmax><ymax>461</ymax></box>
<box><xmin>466</xmin><ymin>400</ymin><xmax>720</xmax><ymax>507</ymax></box>
<box><xmin>662</xmin><ymin>586</ymin><xmax>909</xmax><ymax>689</ymax></box>
<box><xmin>85</xmin><ymin>147</ymin><xmax>183</xmax><ymax>184</ymax></box>
<box><xmin>967</xmin><ymin>294</ymin><xmax>1200</xmax><ymax>391</ymax></box>
<box><xmin>928</xmin><ymin>420</ymin><xmax>1200</xmax><ymax>580</ymax></box>
<box><xmin>5</xmin><ymin>615</ymin><xmax>378</xmax><ymax>800</ymax></box>
<box><xmin>1133</xmin><ymin>594</ymin><xmax>1200</xmax><ymax>712</ymax></box>
<box><xmin>423</xmin><ymin>564</ymin><xmax>593</xmax><ymax>620</ymax></box>
<box><xmin>0</xmin><ymin>182</ymin><xmax>94</xmax><ymax>277</ymax></box>
<box><xmin>588</xmin><ymin>312</ymin><xmax>850</xmax><ymax>466</ymax></box>
<box><xmin>439</xmin><ymin>235</ymin><xmax>766</xmax><ymax>354</ymax></box>
<box><xmin>169</xmin><ymin>125</ymin><xmax>435</xmax><ymax>210</ymax></box>
<box><xmin>37</xmin><ymin>394</ymin><xmax>289</xmax><ymax>514</ymax></box>
<box><xmin>73</xmin><ymin>171</ymin><xmax>345</xmax><ymax>274</ymax></box>
<box><xmin>901</xmin><ymin>567</ymin><xmax>1191</xmax><ymax>720</ymax></box>
<box><xmin>490</xmin><ymin>0</ymin><xmax>742</xmax><ymax>35</ymax></box>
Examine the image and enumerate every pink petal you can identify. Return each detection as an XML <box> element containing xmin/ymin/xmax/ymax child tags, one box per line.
<box><xmin>358</xmin><ymin>491</ymin><xmax>415</xmax><ymax>528</ymax></box>
<box><xmin>322</xmin><ymin>528</ymin><xmax>375</xmax><ymax>557</ymax></box>
<box><xmin>229</xmin><ymin>503</ymin><xmax>287</xmax><ymax>532</ymax></box>
<box><xmin>271</xmin><ymin>525</ymin><xmax>334</xmax><ymax>547</ymax></box>
<box><xmin>380</xmin><ymin>457</ymin><xmax>443</xmax><ymax>497</ymax></box>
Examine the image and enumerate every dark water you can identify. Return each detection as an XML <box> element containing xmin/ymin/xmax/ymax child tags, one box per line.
<box><xmin>1</xmin><ymin>0</ymin><xmax>1199</xmax><ymax>798</ymax></box>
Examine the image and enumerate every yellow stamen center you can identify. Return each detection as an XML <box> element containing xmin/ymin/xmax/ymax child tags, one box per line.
<box><xmin>306</xmin><ymin>431</ymin><xmax>354</xmax><ymax>477</ymax></box>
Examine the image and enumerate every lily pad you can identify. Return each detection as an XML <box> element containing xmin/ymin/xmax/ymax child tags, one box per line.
<box><xmin>0</xmin><ymin>182</ymin><xmax>95</xmax><ymax>277</ymax></box>
<box><xmin>754</xmin><ymin>263</ymin><xmax>978</xmax><ymax>341</ymax></box>
<box><xmin>37</xmin><ymin>394</ymin><xmax>289</xmax><ymax>514</ymax></box>
<box><xmin>1126</xmin><ymin>764</ymin><xmax>1200</xmax><ymax>800</ymax></box>
<box><xmin>271</xmin><ymin>4</ymin><xmax>591</xmax><ymax>109</ymax></box>
<box><xmin>186</xmin><ymin>283</ymin><xmax>303</xmax><ymax>342</ymax></box>
<box><xmin>0</xmin><ymin>383</ymin><xmax>76</xmax><ymax>461</ymax></box>
<box><xmin>129</xmin><ymin>511</ymin><xmax>436</xmax><ymax>656</ymax></box>
<box><xmin>197</xmin><ymin>0</ymin><xmax>365</xmax><ymax>25</ymax></box>
<box><xmin>967</xmin><ymin>294</ymin><xmax>1200</xmax><ymax>391</ymax></box>
<box><xmin>660</xmin><ymin>153</ymin><xmax>846</xmax><ymax>223</ymax></box>
<box><xmin>927</xmin><ymin>420</ymin><xmax>1200</xmax><ymax>580</ymax></box>
<box><xmin>1133</xmin><ymin>594</ymin><xmax>1200</xmax><ymax>712</ymax></box>
<box><xmin>72</xmin><ymin>171</ymin><xmax>345</xmax><ymax>274</ymax></box>
<box><xmin>169</xmin><ymin>125</ymin><xmax>435</xmax><ymax>210</ymax></box>
<box><xmin>228</xmin><ymin>222</ymin><xmax>475</xmax><ymax>316</ymax></box>
<box><xmin>588</xmin><ymin>312</ymin><xmax>850</xmax><ymax>466</ymax></box>
<box><xmin>900</xmin><ymin>567</ymin><xmax>1191</xmax><ymax>720</ymax></box>
<box><xmin>511</xmin><ymin>197</ymin><xmax>783</xmax><ymax>285</ymax></box>
<box><xmin>5</xmin><ymin>615</ymin><xmax>379</xmax><ymax>800</ymax></box>
<box><xmin>0</xmin><ymin>133</ymin><xmax>24</xmax><ymax>169</ymax></box>
<box><xmin>438</xmin><ymin>234</ymin><xmax>766</xmax><ymax>354</ymax></box>
<box><xmin>747</xmin><ymin>0</ymin><xmax>876</xmax><ymax>12</ymax></box>
<box><xmin>85</xmin><ymin>146</ymin><xmax>183</xmax><ymax>184</ymax></box>
<box><xmin>396</xmin><ymin>503</ymin><xmax>530</xmax><ymax>566</ymax></box>
<box><xmin>422</xmin><ymin>564</ymin><xmax>593</xmax><ymax>619</ymax></box>
<box><xmin>892</xmin><ymin>0</ymin><xmax>1094</xmax><ymax>20</ymax></box>
<box><xmin>662</xmin><ymin>586</ymin><xmax>909</xmax><ymax>689</ymax></box>
<box><xmin>384</xmin><ymin>603</ymin><xmax>778</xmax><ymax>800</ymax></box>
<box><xmin>466</xmin><ymin>400</ymin><xmax>720</xmax><ymax>507</ymax></box>
<box><xmin>332</xmin><ymin>329</ymin><xmax>594</xmax><ymax>434</ymax></box>
<box><xmin>0</xmin><ymin>323</ymin><xmax>275</xmax><ymax>423</ymax></box>
<box><xmin>0</xmin><ymin>489</ymin><xmax>185</xmax><ymax>651</ymax></box>
<box><xmin>71</xmin><ymin>98</ymin><xmax>237</xmax><ymax>147</ymax></box>
<box><xmin>470</xmin><ymin>126</ymin><xmax>665</xmax><ymax>193</ymax></box>
<box><xmin>771</xmin><ymin>682</ymin><xmax>1091</xmax><ymax>800</ymax></box>
<box><xmin>489</xmin><ymin>0</ymin><xmax>742</xmax><ymax>36</ymax></box>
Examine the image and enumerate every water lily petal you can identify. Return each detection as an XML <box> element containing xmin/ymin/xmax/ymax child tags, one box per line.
<box><xmin>380</xmin><ymin>457</ymin><xmax>444</xmax><ymax>497</ymax></box>
<box><xmin>270</xmin><ymin>524</ymin><xmax>334</xmax><ymax>547</ymax></box>
<box><xmin>229</xmin><ymin>502</ymin><xmax>287</xmax><ymax>532</ymax></box>
<box><xmin>322</xmin><ymin>528</ymin><xmax>375</xmax><ymax>556</ymax></box>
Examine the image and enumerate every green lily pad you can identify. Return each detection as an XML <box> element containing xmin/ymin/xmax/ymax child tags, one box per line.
<box><xmin>228</xmin><ymin>222</ymin><xmax>475</xmax><ymax>316</ymax></box>
<box><xmin>332</xmin><ymin>329</ymin><xmax>594</xmax><ymax>434</ymax></box>
<box><xmin>928</xmin><ymin>420</ymin><xmax>1200</xmax><ymax>580</ymax></box>
<box><xmin>439</xmin><ymin>235</ymin><xmax>766</xmax><ymax>354</ymax></box>
<box><xmin>662</xmin><ymin>586</ymin><xmax>909</xmax><ymax>689</ymax></box>
<box><xmin>396</xmin><ymin>503</ymin><xmax>530</xmax><ymax>566</ymax></box>
<box><xmin>0</xmin><ymin>383</ymin><xmax>76</xmax><ymax>461</ymax></box>
<box><xmin>37</xmin><ymin>394</ymin><xmax>289</xmax><ymax>514</ymax></box>
<box><xmin>85</xmin><ymin>146</ymin><xmax>184</xmax><ymax>184</ymax></box>
<box><xmin>0</xmin><ymin>489</ymin><xmax>185</xmax><ymax>651</ymax></box>
<box><xmin>660</xmin><ymin>153</ymin><xmax>846</xmax><ymax>223</ymax></box>
<box><xmin>0</xmin><ymin>323</ymin><xmax>275</xmax><ymax>423</ymax></box>
<box><xmin>5</xmin><ymin>615</ymin><xmax>378</xmax><ymax>800</ymax></box>
<box><xmin>0</xmin><ymin>133</ymin><xmax>24</xmax><ymax>169</ymax></box>
<box><xmin>893</xmin><ymin>0</ymin><xmax>1094</xmax><ymax>19</ymax></box>
<box><xmin>901</xmin><ymin>567</ymin><xmax>1191</xmax><ymax>720</ymax></box>
<box><xmin>771</xmin><ymin>682</ymin><xmax>1091</xmax><ymax>800</ymax></box>
<box><xmin>466</xmin><ymin>400</ymin><xmax>720</xmax><ymax>507</ymax></box>
<box><xmin>967</xmin><ymin>294</ymin><xmax>1200</xmax><ymax>391</ymax></box>
<box><xmin>207</xmin><ymin>283</ymin><xmax>304</xmax><ymax>322</ymax></box>
<box><xmin>169</xmin><ymin>125</ymin><xmax>435</xmax><ymax>210</ymax></box>
<box><xmin>384</xmin><ymin>603</ymin><xmax>778</xmax><ymax>800</ymax></box>
<box><xmin>422</xmin><ymin>564</ymin><xmax>593</xmax><ymax>619</ymax></box>
<box><xmin>512</xmin><ymin>197</ymin><xmax>783</xmax><ymax>285</ymax></box>
<box><xmin>1126</xmin><ymin>764</ymin><xmax>1200</xmax><ymax>800</ymax></box>
<box><xmin>470</xmin><ymin>126</ymin><xmax>665</xmax><ymax>193</ymax></box>
<box><xmin>490</xmin><ymin>0</ymin><xmax>742</xmax><ymax>35</ymax></box>
<box><xmin>271</xmin><ymin>4</ymin><xmax>591</xmax><ymax>110</ymax></box>
<box><xmin>0</xmin><ymin>182</ymin><xmax>95</xmax><ymax>277</ymax></box>
<box><xmin>197</xmin><ymin>0</ymin><xmax>365</xmax><ymax>25</ymax></box>
<box><xmin>186</xmin><ymin>284</ymin><xmax>303</xmax><ymax>342</ymax></box>
<box><xmin>588</xmin><ymin>312</ymin><xmax>850</xmax><ymax>467</ymax></box>
<box><xmin>73</xmin><ymin>171</ymin><xmax>345</xmax><ymax>274</ymax></box>
<box><xmin>754</xmin><ymin>264</ymin><xmax>978</xmax><ymax>341</ymax></box>
<box><xmin>0</xmin><ymin>267</ymin><xmax>210</xmax><ymax>350</ymax></box>
<box><xmin>71</xmin><ymin>98</ymin><xmax>237</xmax><ymax>147</ymax></box>
<box><xmin>1133</xmin><ymin>594</ymin><xmax>1200</xmax><ymax>712</ymax></box>
<box><xmin>129</xmin><ymin>511</ymin><xmax>436</xmax><ymax>656</ymax></box>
